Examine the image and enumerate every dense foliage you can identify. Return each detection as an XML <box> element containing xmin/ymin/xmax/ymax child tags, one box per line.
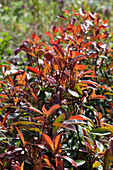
<box><xmin>0</xmin><ymin>0</ymin><xmax>113</xmax><ymax>58</ymax></box>
<box><xmin>0</xmin><ymin>8</ymin><xmax>113</xmax><ymax>170</ymax></box>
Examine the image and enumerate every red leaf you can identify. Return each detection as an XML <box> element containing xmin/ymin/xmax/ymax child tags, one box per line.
<box><xmin>62</xmin><ymin>156</ymin><xmax>77</xmax><ymax>168</ymax></box>
<box><xmin>32</xmin><ymin>32</ymin><xmax>36</xmax><ymax>39</ymax></box>
<box><xmin>27</xmin><ymin>66</ymin><xmax>45</xmax><ymax>77</ymax></box>
<box><xmin>72</xmin><ymin>9</ymin><xmax>79</xmax><ymax>16</ymax></box>
<box><xmin>98</xmin><ymin>85</ymin><xmax>110</xmax><ymax>91</ymax></box>
<box><xmin>62</xmin><ymin>9</ymin><xmax>69</xmax><ymax>15</ymax></box>
<box><xmin>69</xmin><ymin>115</ymin><xmax>86</xmax><ymax>121</ymax></box>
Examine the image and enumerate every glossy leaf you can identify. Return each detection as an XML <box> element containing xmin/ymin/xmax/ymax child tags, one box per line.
<box><xmin>55</xmin><ymin>133</ymin><xmax>62</xmax><ymax>152</ymax></box>
<box><xmin>91</xmin><ymin>127</ymin><xmax>111</xmax><ymax>135</ymax></box>
<box><xmin>53</xmin><ymin>122</ymin><xmax>76</xmax><ymax>131</ymax></box>
<box><xmin>62</xmin><ymin>156</ymin><xmax>77</xmax><ymax>168</ymax></box>
<box><xmin>42</xmin><ymin>134</ymin><xmax>54</xmax><ymax>151</ymax></box>
<box><xmin>27</xmin><ymin>66</ymin><xmax>45</xmax><ymax>77</ymax></box>
<box><xmin>16</xmin><ymin>126</ymin><xmax>25</xmax><ymax>145</ymax></box>
<box><xmin>75</xmin><ymin>160</ymin><xmax>85</xmax><ymax>167</ymax></box>
<box><xmin>53</xmin><ymin>113</ymin><xmax>65</xmax><ymax>134</ymax></box>
<box><xmin>93</xmin><ymin>161</ymin><xmax>101</xmax><ymax>168</ymax></box>
<box><xmin>26</xmin><ymin>106</ymin><xmax>43</xmax><ymax>115</ymax></box>
<box><xmin>47</xmin><ymin>105</ymin><xmax>61</xmax><ymax>118</ymax></box>
<box><xmin>68</xmin><ymin>89</ymin><xmax>79</xmax><ymax>98</ymax></box>
<box><xmin>69</xmin><ymin>115</ymin><xmax>86</xmax><ymax>121</ymax></box>
<box><xmin>10</xmin><ymin>121</ymin><xmax>41</xmax><ymax>126</ymax></box>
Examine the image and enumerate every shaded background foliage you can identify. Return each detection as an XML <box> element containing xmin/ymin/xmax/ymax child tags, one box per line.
<box><xmin>0</xmin><ymin>0</ymin><xmax>113</xmax><ymax>58</ymax></box>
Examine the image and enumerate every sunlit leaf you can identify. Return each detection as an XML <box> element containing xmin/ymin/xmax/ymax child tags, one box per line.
<box><xmin>53</xmin><ymin>113</ymin><xmax>65</xmax><ymax>134</ymax></box>
<box><xmin>43</xmin><ymin>155</ymin><xmax>51</xmax><ymax>167</ymax></box>
<box><xmin>52</xmin><ymin>44</ymin><xmax>64</xmax><ymax>57</ymax></box>
<box><xmin>93</xmin><ymin>161</ymin><xmax>101</xmax><ymax>168</ymax></box>
<box><xmin>55</xmin><ymin>133</ymin><xmax>62</xmax><ymax>152</ymax></box>
<box><xmin>69</xmin><ymin>115</ymin><xmax>86</xmax><ymax>121</ymax></box>
<box><xmin>10</xmin><ymin>121</ymin><xmax>41</xmax><ymax>126</ymax></box>
<box><xmin>27</xmin><ymin>66</ymin><xmax>45</xmax><ymax>77</ymax></box>
<box><xmin>47</xmin><ymin>105</ymin><xmax>61</xmax><ymax>118</ymax></box>
<box><xmin>91</xmin><ymin>127</ymin><xmax>111</xmax><ymax>135</ymax></box>
<box><xmin>42</xmin><ymin>134</ymin><xmax>54</xmax><ymax>151</ymax></box>
<box><xmin>16</xmin><ymin>126</ymin><xmax>25</xmax><ymax>145</ymax></box>
<box><xmin>75</xmin><ymin>85</ymin><xmax>83</xmax><ymax>95</ymax></box>
<box><xmin>68</xmin><ymin>89</ymin><xmax>79</xmax><ymax>98</ymax></box>
<box><xmin>75</xmin><ymin>160</ymin><xmax>85</xmax><ymax>167</ymax></box>
<box><xmin>21</xmin><ymin>161</ymin><xmax>24</xmax><ymax>170</ymax></box>
<box><xmin>26</xmin><ymin>106</ymin><xmax>43</xmax><ymax>115</ymax></box>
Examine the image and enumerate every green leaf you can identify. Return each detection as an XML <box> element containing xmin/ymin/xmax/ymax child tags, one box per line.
<box><xmin>55</xmin><ymin>113</ymin><xmax>65</xmax><ymax>123</ymax></box>
<box><xmin>53</xmin><ymin>113</ymin><xmax>65</xmax><ymax>134</ymax></box>
<box><xmin>91</xmin><ymin>127</ymin><xmax>111</xmax><ymax>136</ymax></box>
<box><xmin>75</xmin><ymin>85</ymin><xmax>83</xmax><ymax>95</ymax></box>
<box><xmin>68</xmin><ymin>89</ymin><xmax>79</xmax><ymax>98</ymax></box>
<box><xmin>10</xmin><ymin>121</ymin><xmax>41</xmax><ymax>126</ymax></box>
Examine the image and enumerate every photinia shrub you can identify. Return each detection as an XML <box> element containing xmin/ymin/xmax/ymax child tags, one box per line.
<box><xmin>0</xmin><ymin>8</ymin><xmax>113</xmax><ymax>170</ymax></box>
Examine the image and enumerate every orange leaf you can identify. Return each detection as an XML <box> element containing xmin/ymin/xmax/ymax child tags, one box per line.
<box><xmin>26</xmin><ymin>107</ymin><xmax>43</xmax><ymax>115</ymax></box>
<box><xmin>98</xmin><ymin>85</ymin><xmax>110</xmax><ymax>91</ymax></box>
<box><xmin>3</xmin><ymin>112</ymin><xmax>10</xmax><ymax>125</ymax></box>
<box><xmin>43</xmin><ymin>155</ymin><xmax>51</xmax><ymax>167</ymax></box>
<box><xmin>35</xmin><ymin>36</ymin><xmax>40</xmax><ymax>43</ymax></box>
<box><xmin>47</xmin><ymin>105</ymin><xmax>61</xmax><ymax>118</ymax></box>
<box><xmin>21</xmin><ymin>161</ymin><xmax>24</xmax><ymax>170</ymax></box>
<box><xmin>55</xmin><ymin>134</ymin><xmax>62</xmax><ymax>152</ymax></box>
<box><xmin>29</xmin><ymin>87</ymin><xmax>38</xmax><ymax>101</ymax></box>
<box><xmin>42</xmin><ymin>134</ymin><xmax>54</xmax><ymax>151</ymax></box>
<box><xmin>16</xmin><ymin>126</ymin><xmax>25</xmax><ymax>145</ymax></box>
<box><xmin>45</xmin><ymin>32</ymin><xmax>53</xmax><ymax>39</ymax></box>
<box><xmin>42</xmin><ymin>105</ymin><xmax>48</xmax><ymax>116</ymax></box>
<box><xmin>52</xmin><ymin>44</ymin><xmax>64</xmax><ymax>57</ymax></box>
